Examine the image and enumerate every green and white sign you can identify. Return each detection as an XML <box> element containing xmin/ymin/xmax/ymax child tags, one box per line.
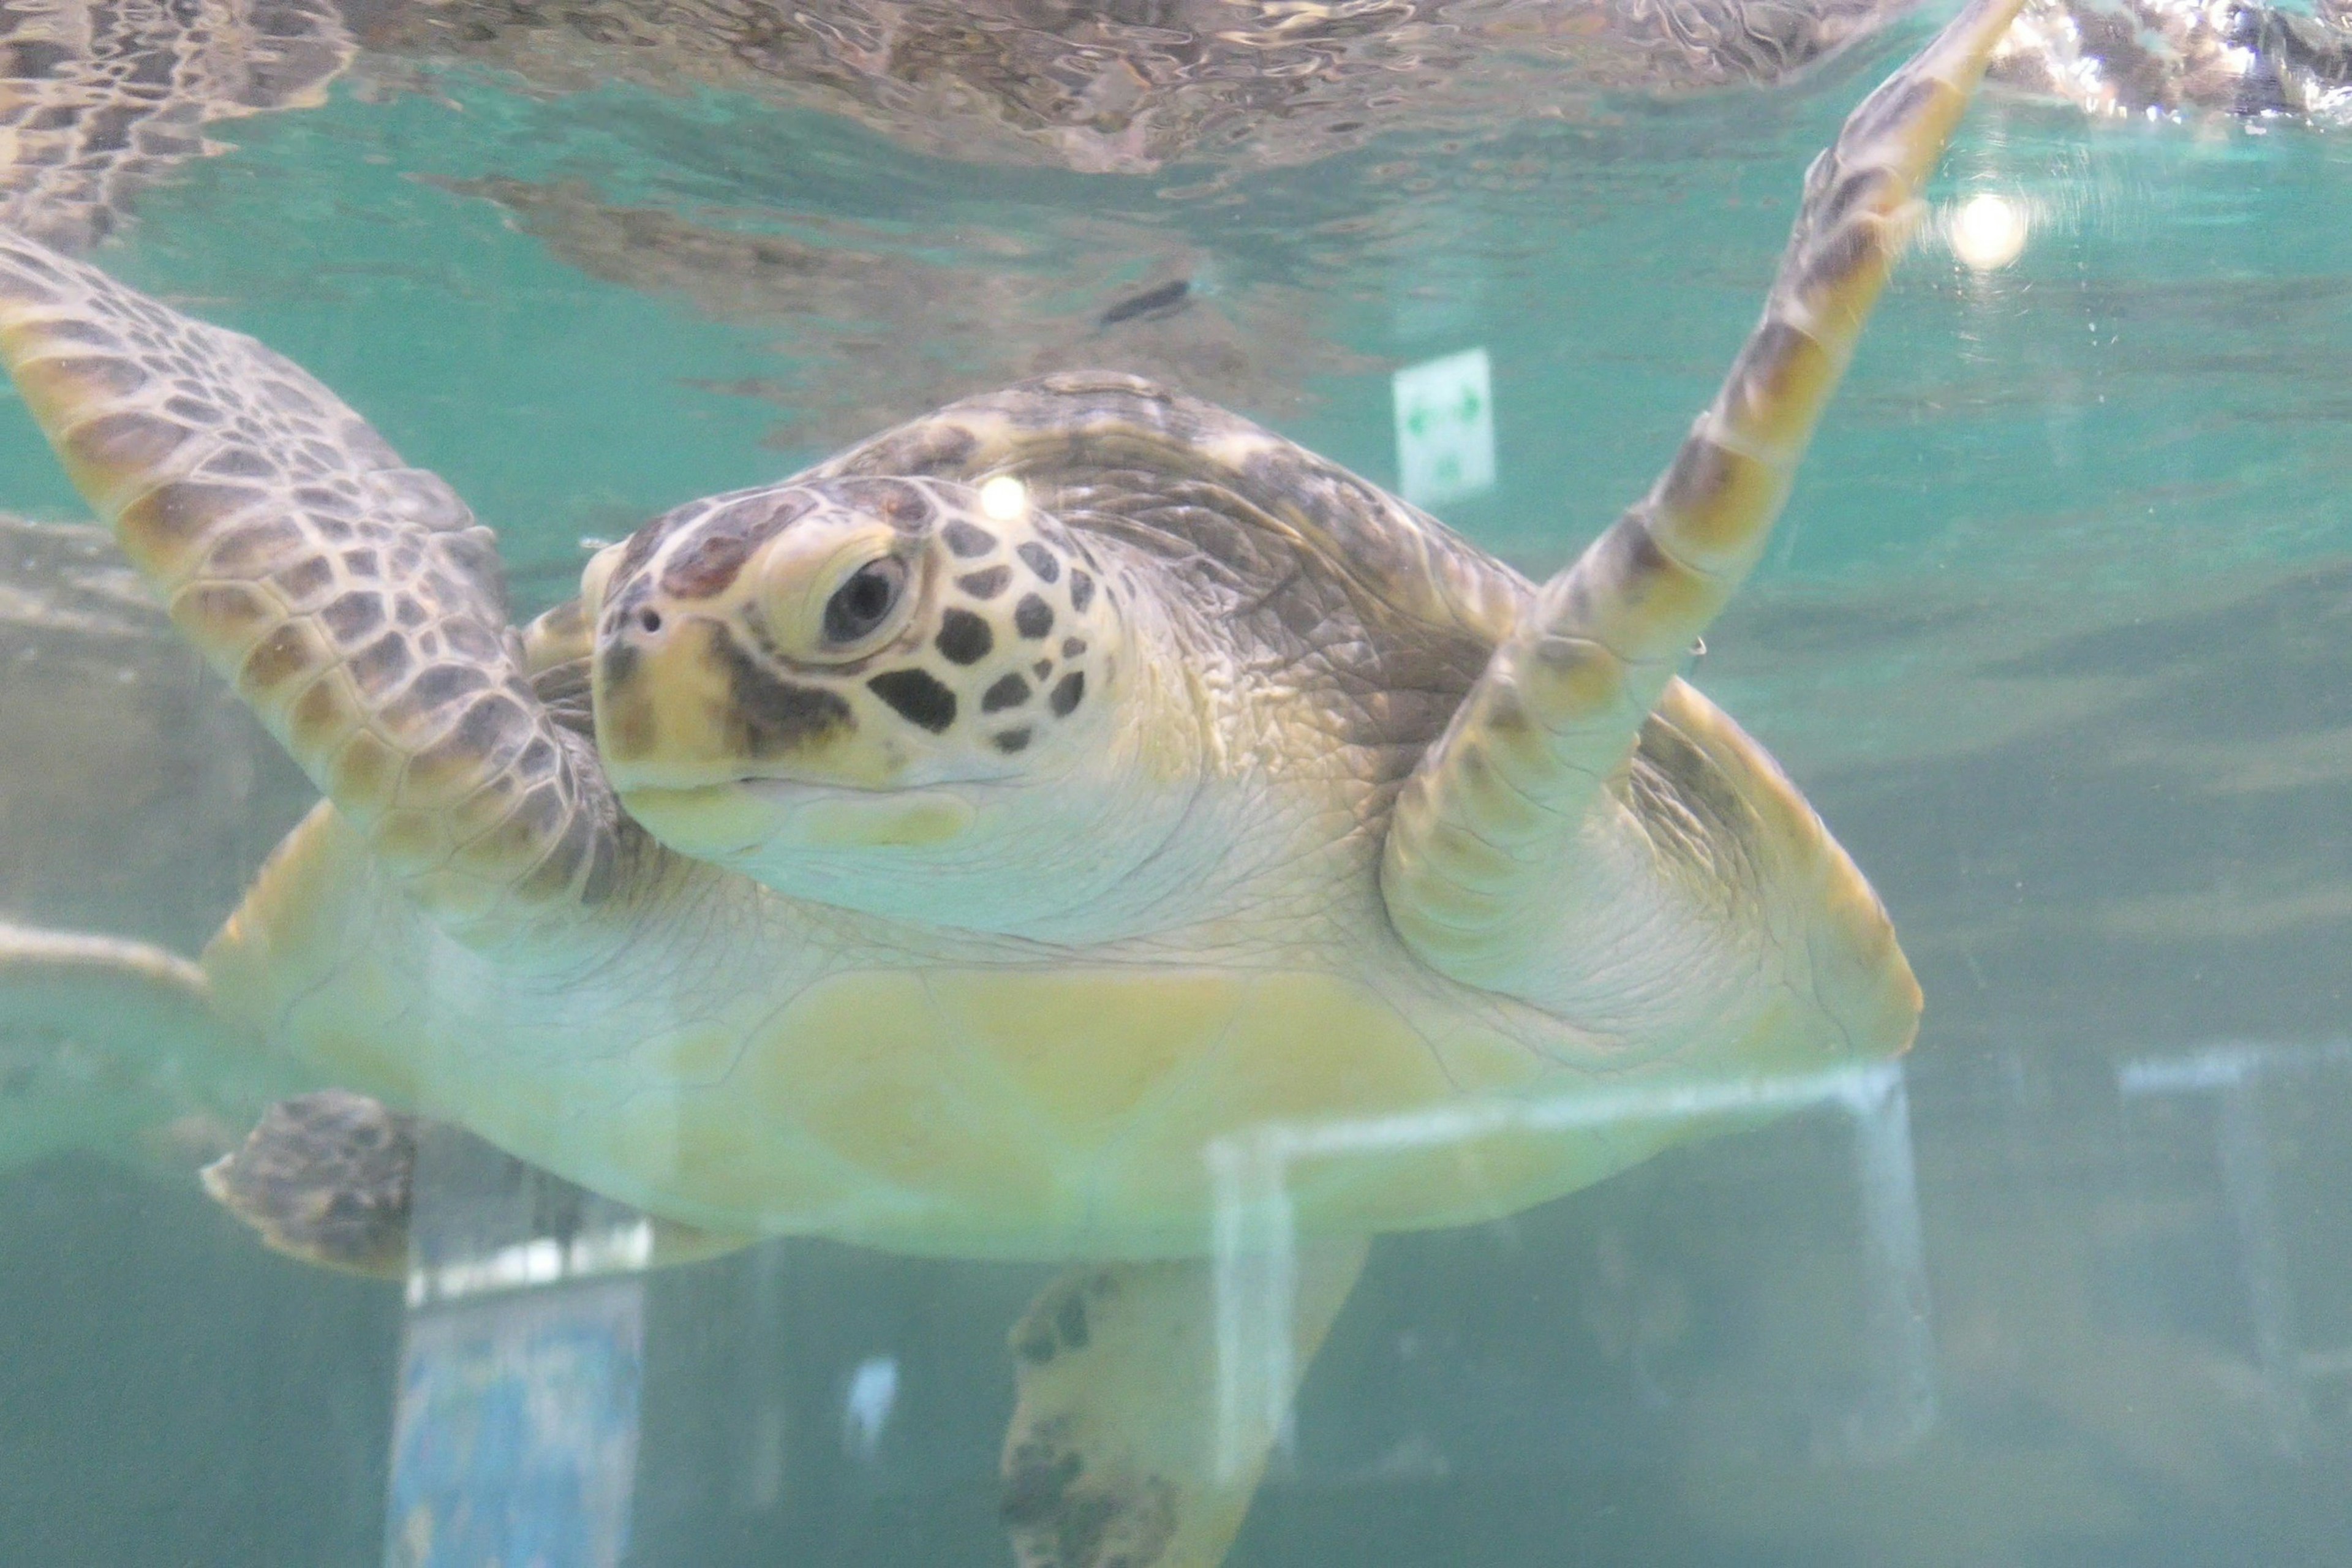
<box><xmin>1392</xmin><ymin>348</ymin><xmax>1494</xmax><ymax>507</ymax></box>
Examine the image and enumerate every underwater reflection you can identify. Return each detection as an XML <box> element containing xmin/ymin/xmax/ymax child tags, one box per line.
<box><xmin>7</xmin><ymin>0</ymin><xmax>2352</xmax><ymax>254</ymax></box>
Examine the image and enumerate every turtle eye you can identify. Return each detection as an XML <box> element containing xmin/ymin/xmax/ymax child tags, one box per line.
<box><xmin>821</xmin><ymin>557</ymin><xmax>907</xmax><ymax>649</ymax></box>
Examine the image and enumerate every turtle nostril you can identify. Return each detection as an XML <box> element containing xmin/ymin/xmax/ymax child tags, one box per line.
<box><xmin>638</xmin><ymin>608</ymin><xmax>664</xmax><ymax>635</ymax></box>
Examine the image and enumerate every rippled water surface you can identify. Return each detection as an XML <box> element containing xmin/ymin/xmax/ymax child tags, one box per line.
<box><xmin>4</xmin><ymin>7</ymin><xmax>2352</xmax><ymax>1564</ymax></box>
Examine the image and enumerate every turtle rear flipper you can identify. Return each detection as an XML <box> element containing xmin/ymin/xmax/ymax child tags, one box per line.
<box><xmin>205</xmin><ymin>1091</ymin><xmax>759</xmax><ymax>1278</ymax></box>
<box><xmin>0</xmin><ymin>234</ymin><xmax>646</xmax><ymax>940</ymax></box>
<box><xmin>0</xmin><ymin>922</ymin><xmax>274</xmax><ymax>1166</ymax></box>
<box><xmin>0</xmin><ymin>922</ymin><xmax>246</xmax><ymax>1064</ymax></box>
<box><xmin>1002</xmin><ymin>1240</ymin><xmax>1368</xmax><ymax>1568</ymax></box>
<box><xmin>203</xmin><ymin>1090</ymin><xmax>420</xmax><ymax>1278</ymax></box>
<box><xmin>1382</xmin><ymin>0</ymin><xmax>2026</xmax><ymax>1001</ymax></box>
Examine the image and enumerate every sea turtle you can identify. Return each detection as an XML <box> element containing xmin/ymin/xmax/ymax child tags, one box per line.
<box><xmin>0</xmin><ymin>2</ymin><xmax>2020</xmax><ymax>1562</ymax></box>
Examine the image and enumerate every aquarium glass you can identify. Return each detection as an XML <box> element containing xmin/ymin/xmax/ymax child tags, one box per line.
<box><xmin>4</xmin><ymin>2</ymin><xmax>2351</xmax><ymax>1564</ymax></box>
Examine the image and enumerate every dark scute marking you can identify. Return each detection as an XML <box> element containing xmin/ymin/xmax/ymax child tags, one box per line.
<box><xmin>119</xmin><ymin>480</ymin><xmax>260</xmax><ymax>546</ymax></box>
<box><xmin>281</xmin><ymin>681</ymin><xmax>353</xmax><ymax>758</ymax></box>
<box><xmin>955</xmin><ymin>565</ymin><xmax>1011</xmax><ymax>599</ymax></box>
<box><xmin>1049</xmin><ymin>672</ymin><xmax>1085</xmax><ymax>718</ymax></box>
<box><xmin>415</xmin><ymin>694</ymin><xmax>526</xmax><ymax>776</ymax></box>
<box><xmin>607</xmin><ymin>578</ymin><xmax>653</xmax><ymax>632</ymax></box>
<box><xmin>944</xmin><ymin>519</ymin><xmax>997</xmax><ymax>558</ymax></box>
<box><xmin>1060</xmin><ymin>637</ymin><xmax>1087</xmax><ymax>659</ymax></box>
<box><xmin>1589</xmin><ymin>515</ymin><xmax>1679</xmax><ymax>608</ymax></box>
<box><xmin>349</xmin><ymin>633</ymin><xmax>412</xmax><ymax>693</ymax></box>
<box><xmin>205</xmin><ymin>446</ymin><xmax>276</xmax><ymax>478</ymax></box>
<box><xmin>273</xmin><ymin>554</ymin><xmax>334</xmax><ymax>601</ymax></box>
<box><xmin>1099</xmin><ymin>277</ymin><xmax>1190</xmax><ymax>327</ymax></box>
<box><xmin>241</xmin><ymin>624</ymin><xmax>323</xmax><ymax>692</ymax></box>
<box><xmin>1846</xmin><ymin>72</ymin><xmax>1941</xmax><ymax>153</ymax></box>
<box><xmin>825</xmin><ymin>476</ymin><xmax>931</xmax><ymax>527</ymax></box>
<box><xmin>47</xmin><ymin>355</ymin><xmax>145</xmax><ymax>399</ymax></box>
<box><xmin>64</xmin><ymin>410</ymin><xmax>188</xmax><ymax>473</ymax></box>
<box><xmin>320</xmin><ymin>591</ymin><xmax>383</xmax><ymax>641</ymax></box>
<box><xmin>1014</xmin><ymin>594</ymin><xmax>1054</xmax><ymax>639</ymax></box>
<box><xmin>867</xmin><ymin>668</ymin><xmax>957</xmax><ymax>733</ymax></box>
<box><xmin>407</xmin><ymin>663</ymin><xmax>491</xmax><ymax>709</ymax></box>
<box><xmin>662</xmin><ymin>491</ymin><xmax>812</xmax><ymax>599</ymax></box>
<box><xmin>1067</xmin><ymin>568</ymin><xmax>1094</xmax><ymax>612</ymax></box>
<box><xmin>178</xmin><ymin>583</ymin><xmax>271</xmax><ymax>639</ymax></box>
<box><xmin>1814</xmin><ymin>159</ymin><xmax>1898</xmax><ymax>237</ymax></box>
<box><xmin>712</xmin><ymin>627</ymin><xmax>853</xmax><ymax>756</ymax></box>
<box><xmin>1728</xmin><ymin>318</ymin><xmax>1819</xmax><ymax>418</ymax></box>
<box><xmin>1798</xmin><ymin>218</ymin><xmax>1885</xmax><ymax>306</ymax></box>
<box><xmin>1001</xmin><ymin>1421</ymin><xmax>1176</xmax><ymax>1568</ymax></box>
<box><xmin>1016</xmin><ymin>541</ymin><xmax>1061</xmax><ymax>583</ymax></box>
<box><xmin>442</xmin><ymin>600</ymin><xmax>503</xmax><ymax>661</ymax></box>
<box><xmin>600</xmin><ymin>640</ymin><xmax>640</xmax><ymax>691</ymax></box>
<box><xmin>1053</xmin><ymin>1291</ymin><xmax>1090</xmax><ymax>1352</ymax></box>
<box><xmin>29</xmin><ymin>316</ymin><xmax>115</xmax><ymax>347</ymax></box>
<box><xmin>616</xmin><ymin>508</ymin><xmax>685</xmax><ymax>581</ymax></box>
<box><xmin>1627</xmin><ymin>721</ymin><xmax>1764</xmax><ymax>895</ymax></box>
<box><xmin>981</xmin><ymin>673</ymin><xmax>1030</xmax><ymax>713</ymax></box>
<box><xmin>1656</xmin><ymin>434</ymin><xmax>1740</xmax><ymax>519</ymax></box>
<box><xmin>993</xmin><ymin>728</ymin><xmax>1032</xmax><ymax>754</ymax></box>
<box><xmin>873</xmin><ymin>421</ymin><xmax>978</xmax><ymax>475</ymax></box>
<box><xmin>1032</xmin><ymin>660</ymin><xmax>1053</xmax><ymax>680</ymax></box>
<box><xmin>1000</xmin><ymin>1436</ymin><xmax>1083</xmax><ymax>1532</ymax></box>
<box><xmin>935</xmin><ymin>608</ymin><xmax>993</xmax><ymax>666</ymax></box>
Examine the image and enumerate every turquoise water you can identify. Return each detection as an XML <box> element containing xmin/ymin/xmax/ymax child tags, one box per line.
<box><xmin>6</xmin><ymin>9</ymin><xmax>2352</xmax><ymax>1565</ymax></box>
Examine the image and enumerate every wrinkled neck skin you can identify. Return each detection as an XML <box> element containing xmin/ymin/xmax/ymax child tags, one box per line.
<box><xmin>674</xmin><ymin>547</ymin><xmax>1295</xmax><ymax>946</ymax></box>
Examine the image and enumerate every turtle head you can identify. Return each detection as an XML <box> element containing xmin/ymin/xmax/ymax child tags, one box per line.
<box><xmin>587</xmin><ymin>473</ymin><xmax>1195</xmax><ymax>930</ymax></box>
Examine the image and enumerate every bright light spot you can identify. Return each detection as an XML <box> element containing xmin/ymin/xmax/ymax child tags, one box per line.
<box><xmin>1949</xmin><ymin>194</ymin><xmax>2028</xmax><ymax>271</ymax></box>
<box><xmin>979</xmin><ymin>475</ymin><xmax>1028</xmax><ymax>521</ymax></box>
<box><xmin>1392</xmin><ymin>347</ymin><xmax>1495</xmax><ymax>507</ymax></box>
<box><xmin>843</xmin><ymin>1355</ymin><xmax>899</xmax><ymax>1461</ymax></box>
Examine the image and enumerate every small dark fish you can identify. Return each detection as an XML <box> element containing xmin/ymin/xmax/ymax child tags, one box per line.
<box><xmin>1098</xmin><ymin>278</ymin><xmax>1191</xmax><ymax>328</ymax></box>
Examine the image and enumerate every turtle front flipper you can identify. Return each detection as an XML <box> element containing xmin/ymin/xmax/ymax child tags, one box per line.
<box><xmin>0</xmin><ymin>921</ymin><xmax>252</xmax><ymax>1066</ymax></box>
<box><xmin>1382</xmin><ymin>0</ymin><xmax>2025</xmax><ymax>993</ymax></box>
<box><xmin>0</xmin><ymin>236</ymin><xmax>641</xmax><ymax>938</ymax></box>
<box><xmin>1002</xmin><ymin>1240</ymin><xmax>1369</xmax><ymax>1568</ymax></box>
<box><xmin>0</xmin><ymin>921</ymin><xmax>284</xmax><ymax>1167</ymax></box>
